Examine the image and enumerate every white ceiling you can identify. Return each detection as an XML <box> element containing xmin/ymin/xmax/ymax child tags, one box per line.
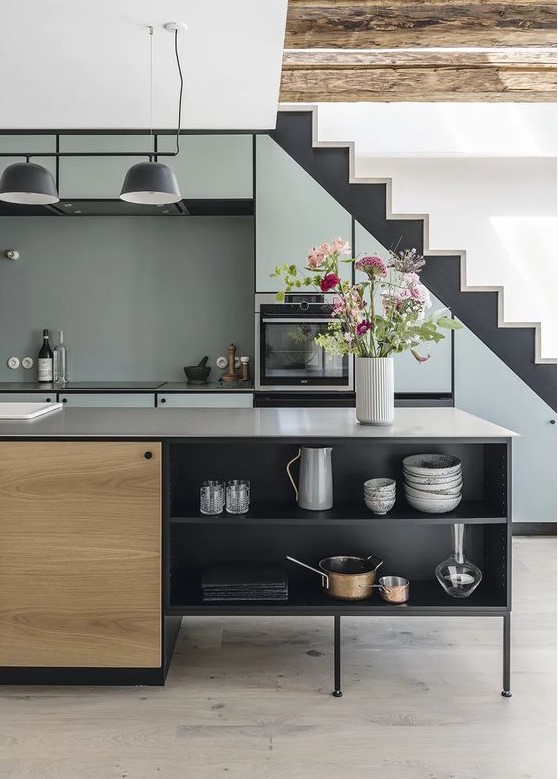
<box><xmin>0</xmin><ymin>1</ymin><xmax>288</xmax><ymax>130</ymax></box>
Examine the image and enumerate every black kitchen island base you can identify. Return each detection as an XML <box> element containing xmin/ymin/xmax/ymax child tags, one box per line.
<box><xmin>0</xmin><ymin>407</ymin><xmax>515</xmax><ymax>690</ymax></box>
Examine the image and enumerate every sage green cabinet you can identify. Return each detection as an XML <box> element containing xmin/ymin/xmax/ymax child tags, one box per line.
<box><xmin>156</xmin><ymin>135</ymin><xmax>253</xmax><ymax>199</ymax></box>
<box><xmin>157</xmin><ymin>393</ymin><xmax>253</xmax><ymax>408</ymax></box>
<box><xmin>354</xmin><ymin>222</ymin><xmax>452</xmax><ymax>394</ymax></box>
<box><xmin>58</xmin><ymin>135</ymin><xmax>153</xmax><ymax>199</ymax></box>
<box><xmin>255</xmin><ymin>136</ymin><xmax>352</xmax><ymax>292</ymax></box>
<box><xmin>454</xmin><ymin>326</ymin><xmax>556</xmax><ymax>524</ymax></box>
<box><xmin>0</xmin><ymin>393</ymin><xmax>56</xmax><ymax>403</ymax></box>
<box><xmin>0</xmin><ymin>135</ymin><xmax>56</xmax><ymax>181</ymax></box>
<box><xmin>59</xmin><ymin>393</ymin><xmax>155</xmax><ymax>408</ymax></box>
<box><xmin>58</xmin><ymin>134</ymin><xmax>253</xmax><ymax>200</ymax></box>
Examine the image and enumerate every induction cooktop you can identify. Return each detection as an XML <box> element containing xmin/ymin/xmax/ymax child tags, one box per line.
<box><xmin>64</xmin><ymin>382</ymin><xmax>166</xmax><ymax>389</ymax></box>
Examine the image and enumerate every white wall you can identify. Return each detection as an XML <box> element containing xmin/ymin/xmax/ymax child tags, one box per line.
<box><xmin>312</xmin><ymin>103</ymin><xmax>558</xmax><ymax>360</ymax></box>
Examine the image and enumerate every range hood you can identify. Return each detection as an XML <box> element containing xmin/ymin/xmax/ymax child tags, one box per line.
<box><xmin>0</xmin><ymin>198</ymin><xmax>254</xmax><ymax>217</ymax></box>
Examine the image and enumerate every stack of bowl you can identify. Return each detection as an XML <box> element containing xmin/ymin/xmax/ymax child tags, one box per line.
<box><xmin>403</xmin><ymin>454</ymin><xmax>462</xmax><ymax>514</ymax></box>
<box><xmin>364</xmin><ymin>478</ymin><xmax>396</xmax><ymax>515</ymax></box>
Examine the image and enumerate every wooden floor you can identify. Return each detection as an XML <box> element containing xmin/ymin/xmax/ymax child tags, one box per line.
<box><xmin>0</xmin><ymin>538</ymin><xmax>555</xmax><ymax>779</ymax></box>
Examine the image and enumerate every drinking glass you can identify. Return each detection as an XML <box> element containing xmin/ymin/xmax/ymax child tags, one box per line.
<box><xmin>226</xmin><ymin>479</ymin><xmax>250</xmax><ymax>514</ymax></box>
<box><xmin>200</xmin><ymin>480</ymin><xmax>225</xmax><ymax>515</ymax></box>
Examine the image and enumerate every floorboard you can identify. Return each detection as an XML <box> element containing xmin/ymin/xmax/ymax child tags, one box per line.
<box><xmin>0</xmin><ymin>538</ymin><xmax>555</xmax><ymax>779</ymax></box>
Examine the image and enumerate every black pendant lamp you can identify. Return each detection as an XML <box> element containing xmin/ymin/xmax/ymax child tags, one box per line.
<box><xmin>0</xmin><ymin>161</ymin><xmax>59</xmax><ymax>205</ymax></box>
<box><xmin>120</xmin><ymin>160</ymin><xmax>181</xmax><ymax>204</ymax></box>
<box><xmin>120</xmin><ymin>23</ymin><xmax>184</xmax><ymax>206</ymax></box>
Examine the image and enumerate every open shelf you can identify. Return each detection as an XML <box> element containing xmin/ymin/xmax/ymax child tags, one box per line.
<box><xmin>170</xmin><ymin>500</ymin><xmax>507</xmax><ymax>526</ymax></box>
<box><xmin>168</xmin><ymin>578</ymin><xmax>507</xmax><ymax>617</ymax></box>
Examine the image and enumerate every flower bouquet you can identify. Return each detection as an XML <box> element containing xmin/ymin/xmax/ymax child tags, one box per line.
<box><xmin>271</xmin><ymin>238</ymin><xmax>460</xmax><ymax>424</ymax></box>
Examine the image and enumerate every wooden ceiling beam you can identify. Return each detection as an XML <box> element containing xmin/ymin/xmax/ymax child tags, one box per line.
<box><xmin>280</xmin><ymin>49</ymin><xmax>557</xmax><ymax>102</ymax></box>
<box><xmin>285</xmin><ymin>1</ymin><xmax>557</xmax><ymax>49</ymax></box>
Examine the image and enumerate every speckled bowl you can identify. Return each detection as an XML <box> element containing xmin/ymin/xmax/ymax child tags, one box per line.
<box><xmin>403</xmin><ymin>470</ymin><xmax>462</xmax><ymax>487</ymax></box>
<box><xmin>403</xmin><ymin>454</ymin><xmax>462</xmax><ymax>478</ymax></box>
<box><xmin>404</xmin><ymin>484</ymin><xmax>461</xmax><ymax>500</ymax></box>
<box><xmin>365</xmin><ymin>493</ymin><xmax>396</xmax><ymax>515</ymax></box>
<box><xmin>363</xmin><ymin>478</ymin><xmax>396</xmax><ymax>496</ymax></box>
<box><xmin>405</xmin><ymin>492</ymin><xmax>462</xmax><ymax>514</ymax></box>
<box><xmin>404</xmin><ymin>480</ymin><xmax>462</xmax><ymax>496</ymax></box>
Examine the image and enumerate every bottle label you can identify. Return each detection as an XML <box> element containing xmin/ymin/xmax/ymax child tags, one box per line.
<box><xmin>38</xmin><ymin>358</ymin><xmax>53</xmax><ymax>382</ymax></box>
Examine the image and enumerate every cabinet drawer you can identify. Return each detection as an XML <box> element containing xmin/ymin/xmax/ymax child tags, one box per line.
<box><xmin>157</xmin><ymin>393</ymin><xmax>253</xmax><ymax>409</ymax></box>
<box><xmin>59</xmin><ymin>393</ymin><xmax>155</xmax><ymax>408</ymax></box>
<box><xmin>0</xmin><ymin>393</ymin><xmax>56</xmax><ymax>403</ymax></box>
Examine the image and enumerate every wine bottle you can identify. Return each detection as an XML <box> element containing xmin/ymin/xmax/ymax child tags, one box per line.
<box><xmin>53</xmin><ymin>330</ymin><xmax>68</xmax><ymax>384</ymax></box>
<box><xmin>38</xmin><ymin>329</ymin><xmax>53</xmax><ymax>383</ymax></box>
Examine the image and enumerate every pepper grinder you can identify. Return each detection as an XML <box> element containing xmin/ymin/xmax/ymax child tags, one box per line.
<box><xmin>221</xmin><ymin>343</ymin><xmax>239</xmax><ymax>383</ymax></box>
<box><xmin>240</xmin><ymin>356</ymin><xmax>250</xmax><ymax>383</ymax></box>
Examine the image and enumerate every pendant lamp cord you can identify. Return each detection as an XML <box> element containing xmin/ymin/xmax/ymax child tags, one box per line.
<box><xmin>148</xmin><ymin>26</ymin><xmax>154</xmax><ymax>161</ymax></box>
<box><xmin>174</xmin><ymin>29</ymin><xmax>184</xmax><ymax>155</ymax></box>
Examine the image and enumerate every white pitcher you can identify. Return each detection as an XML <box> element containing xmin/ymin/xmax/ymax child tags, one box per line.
<box><xmin>286</xmin><ymin>446</ymin><xmax>333</xmax><ymax>511</ymax></box>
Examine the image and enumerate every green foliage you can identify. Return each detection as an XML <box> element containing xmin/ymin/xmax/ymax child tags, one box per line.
<box><xmin>271</xmin><ymin>240</ymin><xmax>463</xmax><ymax>362</ymax></box>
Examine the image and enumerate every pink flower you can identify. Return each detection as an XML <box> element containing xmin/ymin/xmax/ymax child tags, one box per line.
<box><xmin>332</xmin><ymin>295</ymin><xmax>345</xmax><ymax>313</ymax></box>
<box><xmin>355</xmin><ymin>255</ymin><xmax>387</xmax><ymax>277</ymax></box>
<box><xmin>409</xmin><ymin>283</ymin><xmax>431</xmax><ymax>308</ymax></box>
<box><xmin>332</xmin><ymin>237</ymin><xmax>351</xmax><ymax>255</ymax></box>
<box><xmin>320</xmin><ymin>272</ymin><xmax>341</xmax><ymax>292</ymax></box>
<box><xmin>356</xmin><ymin>320</ymin><xmax>372</xmax><ymax>336</ymax></box>
<box><xmin>319</xmin><ymin>242</ymin><xmax>332</xmax><ymax>256</ymax></box>
<box><xmin>307</xmin><ymin>246</ymin><xmax>326</xmax><ymax>269</ymax></box>
<box><xmin>403</xmin><ymin>272</ymin><xmax>420</xmax><ymax>285</ymax></box>
<box><xmin>411</xmin><ymin>349</ymin><xmax>431</xmax><ymax>363</ymax></box>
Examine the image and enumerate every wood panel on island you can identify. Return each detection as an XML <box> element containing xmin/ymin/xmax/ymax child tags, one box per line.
<box><xmin>0</xmin><ymin>442</ymin><xmax>163</xmax><ymax>677</ymax></box>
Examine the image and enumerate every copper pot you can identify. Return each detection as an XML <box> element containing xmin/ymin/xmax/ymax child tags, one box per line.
<box><xmin>287</xmin><ymin>554</ymin><xmax>383</xmax><ymax>601</ymax></box>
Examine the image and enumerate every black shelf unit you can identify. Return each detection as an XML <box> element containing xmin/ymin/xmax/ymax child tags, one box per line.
<box><xmin>166</xmin><ymin>435</ymin><xmax>512</xmax><ymax>696</ymax></box>
<box><xmin>170</xmin><ymin>499</ymin><xmax>506</xmax><ymax>526</ymax></box>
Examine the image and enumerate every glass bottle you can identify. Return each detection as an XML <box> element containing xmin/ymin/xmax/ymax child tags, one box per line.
<box><xmin>435</xmin><ymin>523</ymin><xmax>483</xmax><ymax>598</ymax></box>
<box><xmin>53</xmin><ymin>330</ymin><xmax>68</xmax><ymax>384</ymax></box>
<box><xmin>38</xmin><ymin>329</ymin><xmax>53</xmax><ymax>383</ymax></box>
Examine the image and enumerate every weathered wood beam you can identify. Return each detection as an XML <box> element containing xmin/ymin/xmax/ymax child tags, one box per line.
<box><xmin>280</xmin><ymin>49</ymin><xmax>557</xmax><ymax>102</ymax></box>
<box><xmin>285</xmin><ymin>1</ymin><xmax>557</xmax><ymax>49</ymax></box>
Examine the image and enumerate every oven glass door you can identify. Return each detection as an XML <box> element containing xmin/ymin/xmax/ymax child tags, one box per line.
<box><xmin>260</xmin><ymin>318</ymin><xmax>349</xmax><ymax>387</ymax></box>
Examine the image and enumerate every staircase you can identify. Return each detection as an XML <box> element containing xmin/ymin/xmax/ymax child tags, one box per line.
<box><xmin>270</xmin><ymin>108</ymin><xmax>557</xmax><ymax>411</ymax></box>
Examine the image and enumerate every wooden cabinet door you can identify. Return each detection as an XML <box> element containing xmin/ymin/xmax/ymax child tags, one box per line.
<box><xmin>0</xmin><ymin>442</ymin><xmax>161</xmax><ymax>667</ymax></box>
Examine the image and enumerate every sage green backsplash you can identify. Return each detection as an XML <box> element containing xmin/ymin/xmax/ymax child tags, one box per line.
<box><xmin>0</xmin><ymin>217</ymin><xmax>254</xmax><ymax>381</ymax></box>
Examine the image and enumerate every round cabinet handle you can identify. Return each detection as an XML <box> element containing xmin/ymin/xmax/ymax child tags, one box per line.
<box><xmin>550</xmin><ymin>420</ymin><xmax>556</xmax><ymax>425</ymax></box>
<box><xmin>160</xmin><ymin>398</ymin><xmax>166</xmax><ymax>404</ymax></box>
<box><xmin>46</xmin><ymin>397</ymin><xmax>51</xmax><ymax>402</ymax></box>
<box><xmin>62</xmin><ymin>398</ymin><xmax>67</xmax><ymax>403</ymax></box>
<box><xmin>144</xmin><ymin>451</ymin><xmax>153</xmax><ymax>459</ymax></box>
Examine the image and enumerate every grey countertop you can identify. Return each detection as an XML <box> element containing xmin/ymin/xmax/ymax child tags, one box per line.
<box><xmin>0</xmin><ymin>381</ymin><xmax>253</xmax><ymax>393</ymax></box>
<box><xmin>0</xmin><ymin>407</ymin><xmax>517</xmax><ymax>440</ymax></box>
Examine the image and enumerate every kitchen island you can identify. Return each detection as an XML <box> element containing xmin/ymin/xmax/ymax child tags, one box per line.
<box><xmin>0</xmin><ymin>407</ymin><xmax>516</xmax><ymax>696</ymax></box>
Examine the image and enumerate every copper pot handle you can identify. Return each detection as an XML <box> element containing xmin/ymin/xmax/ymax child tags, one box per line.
<box><xmin>366</xmin><ymin>555</ymin><xmax>384</xmax><ymax>573</ymax></box>
<box><xmin>286</xmin><ymin>555</ymin><xmax>329</xmax><ymax>589</ymax></box>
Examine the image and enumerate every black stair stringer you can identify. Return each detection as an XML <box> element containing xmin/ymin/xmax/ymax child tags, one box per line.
<box><xmin>270</xmin><ymin>110</ymin><xmax>556</xmax><ymax>411</ymax></box>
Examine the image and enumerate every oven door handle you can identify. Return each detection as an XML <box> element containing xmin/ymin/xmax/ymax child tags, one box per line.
<box><xmin>261</xmin><ymin>318</ymin><xmax>335</xmax><ymax>324</ymax></box>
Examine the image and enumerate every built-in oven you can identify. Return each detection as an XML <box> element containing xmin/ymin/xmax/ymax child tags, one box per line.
<box><xmin>255</xmin><ymin>293</ymin><xmax>353</xmax><ymax>393</ymax></box>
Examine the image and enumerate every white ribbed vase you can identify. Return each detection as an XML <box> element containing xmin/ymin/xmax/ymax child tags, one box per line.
<box><xmin>355</xmin><ymin>357</ymin><xmax>394</xmax><ymax>425</ymax></box>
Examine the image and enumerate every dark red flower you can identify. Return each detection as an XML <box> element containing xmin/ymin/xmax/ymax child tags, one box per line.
<box><xmin>320</xmin><ymin>272</ymin><xmax>341</xmax><ymax>292</ymax></box>
<box><xmin>356</xmin><ymin>320</ymin><xmax>372</xmax><ymax>336</ymax></box>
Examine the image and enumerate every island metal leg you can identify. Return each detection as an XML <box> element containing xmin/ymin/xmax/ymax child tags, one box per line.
<box><xmin>501</xmin><ymin>613</ymin><xmax>512</xmax><ymax>697</ymax></box>
<box><xmin>332</xmin><ymin>615</ymin><xmax>343</xmax><ymax>697</ymax></box>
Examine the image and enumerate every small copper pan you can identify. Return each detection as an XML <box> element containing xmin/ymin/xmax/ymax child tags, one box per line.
<box><xmin>287</xmin><ymin>554</ymin><xmax>383</xmax><ymax>601</ymax></box>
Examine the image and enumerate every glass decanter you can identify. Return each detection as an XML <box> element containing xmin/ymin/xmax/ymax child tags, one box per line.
<box><xmin>435</xmin><ymin>523</ymin><xmax>482</xmax><ymax>598</ymax></box>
